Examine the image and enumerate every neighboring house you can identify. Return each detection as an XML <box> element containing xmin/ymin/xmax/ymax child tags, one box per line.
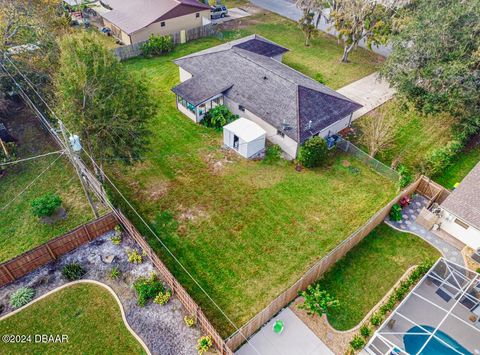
<box><xmin>171</xmin><ymin>35</ymin><xmax>362</xmax><ymax>159</ymax></box>
<box><xmin>439</xmin><ymin>162</ymin><xmax>480</xmax><ymax>251</ymax></box>
<box><xmin>99</xmin><ymin>0</ymin><xmax>211</xmax><ymax>44</ymax></box>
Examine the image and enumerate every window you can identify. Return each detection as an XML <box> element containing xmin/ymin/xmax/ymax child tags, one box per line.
<box><xmin>239</xmin><ymin>105</ymin><xmax>245</xmax><ymax>112</ymax></box>
<box><xmin>196</xmin><ymin>12</ymin><xmax>200</xmax><ymax>18</ymax></box>
<box><xmin>161</xmin><ymin>21</ymin><xmax>165</xmax><ymax>27</ymax></box>
<box><xmin>277</xmin><ymin>130</ymin><xmax>285</xmax><ymax>138</ymax></box>
<box><xmin>454</xmin><ymin>218</ymin><xmax>469</xmax><ymax>229</ymax></box>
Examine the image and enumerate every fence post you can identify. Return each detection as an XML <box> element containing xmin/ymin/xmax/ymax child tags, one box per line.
<box><xmin>45</xmin><ymin>244</ymin><xmax>57</xmax><ymax>261</ymax></box>
<box><xmin>2</xmin><ymin>264</ymin><xmax>15</xmax><ymax>282</ymax></box>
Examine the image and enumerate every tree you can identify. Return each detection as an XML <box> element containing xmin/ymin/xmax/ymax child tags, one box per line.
<box><xmin>297</xmin><ymin>136</ymin><xmax>328</xmax><ymax>168</ymax></box>
<box><xmin>330</xmin><ymin>0</ymin><xmax>399</xmax><ymax>63</ymax></box>
<box><xmin>54</xmin><ymin>31</ymin><xmax>156</xmax><ymax>172</ymax></box>
<box><xmin>296</xmin><ymin>0</ymin><xmax>334</xmax><ymax>29</ymax></box>
<box><xmin>298</xmin><ymin>8</ymin><xmax>317</xmax><ymax>46</ymax></box>
<box><xmin>381</xmin><ymin>0</ymin><xmax>480</xmax><ymax>139</ymax></box>
<box><xmin>298</xmin><ymin>284</ymin><xmax>339</xmax><ymax>317</ymax></box>
<box><xmin>357</xmin><ymin>109</ymin><xmax>396</xmax><ymax>157</ymax></box>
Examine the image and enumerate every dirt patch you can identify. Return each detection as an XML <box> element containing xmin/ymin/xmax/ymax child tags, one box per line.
<box><xmin>143</xmin><ymin>180</ymin><xmax>170</xmax><ymax>202</ymax></box>
<box><xmin>202</xmin><ymin>149</ymin><xmax>237</xmax><ymax>175</ymax></box>
<box><xmin>342</xmin><ymin>160</ymin><xmax>351</xmax><ymax>167</ymax></box>
<box><xmin>177</xmin><ymin>204</ymin><xmax>208</xmax><ymax>223</ymax></box>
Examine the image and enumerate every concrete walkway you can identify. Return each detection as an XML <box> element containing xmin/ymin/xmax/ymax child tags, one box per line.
<box><xmin>385</xmin><ymin>195</ymin><xmax>465</xmax><ymax>266</ymax></box>
<box><xmin>249</xmin><ymin>0</ymin><xmax>392</xmax><ymax>56</ymax></box>
<box><xmin>236</xmin><ymin>308</ymin><xmax>334</xmax><ymax>355</ymax></box>
<box><xmin>337</xmin><ymin>72</ymin><xmax>396</xmax><ymax>121</ymax></box>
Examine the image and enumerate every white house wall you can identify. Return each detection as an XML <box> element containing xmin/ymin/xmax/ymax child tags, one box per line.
<box><xmin>317</xmin><ymin>114</ymin><xmax>352</xmax><ymax>138</ymax></box>
<box><xmin>440</xmin><ymin>211</ymin><xmax>480</xmax><ymax>250</ymax></box>
<box><xmin>224</xmin><ymin>97</ymin><xmax>298</xmax><ymax>159</ymax></box>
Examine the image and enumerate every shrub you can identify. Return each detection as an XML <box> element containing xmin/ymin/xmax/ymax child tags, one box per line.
<box><xmin>153</xmin><ymin>290</ymin><xmax>171</xmax><ymax>305</ymax></box>
<box><xmin>297</xmin><ymin>136</ymin><xmax>328</xmax><ymax>168</ymax></box>
<box><xmin>62</xmin><ymin>263</ymin><xmax>86</xmax><ymax>281</ymax></box>
<box><xmin>350</xmin><ymin>335</ymin><xmax>366</xmax><ymax>350</ymax></box>
<box><xmin>31</xmin><ymin>193</ymin><xmax>62</xmax><ymax>218</ymax></box>
<box><xmin>389</xmin><ymin>203</ymin><xmax>402</xmax><ymax>221</ymax></box>
<box><xmin>476</xmin><ymin>267</ymin><xmax>480</xmax><ymax>274</ymax></box>
<box><xmin>127</xmin><ymin>249</ymin><xmax>143</xmax><ymax>264</ymax></box>
<box><xmin>196</xmin><ymin>336</ymin><xmax>212</xmax><ymax>355</ymax></box>
<box><xmin>360</xmin><ymin>325</ymin><xmax>371</xmax><ymax>338</ymax></box>
<box><xmin>399</xmin><ymin>195</ymin><xmax>411</xmax><ymax>208</ymax></box>
<box><xmin>109</xmin><ymin>266</ymin><xmax>121</xmax><ymax>280</ymax></box>
<box><xmin>315</xmin><ymin>72</ymin><xmax>326</xmax><ymax>84</ymax></box>
<box><xmin>423</xmin><ymin>139</ymin><xmax>463</xmax><ymax>176</ymax></box>
<box><xmin>298</xmin><ymin>284</ymin><xmax>339</xmax><ymax>317</ymax></box>
<box><xmin>133</xmin><ymin>273</ymin><xmax>164</xmax><ymax>307</ymax></box>
<box><xmin>110</xmin><ymin>234</ymin><xmax>122</xmax><ymax>245</ymax></box>
<box><xmin>184</xmin><ymin>315</ymin><xmax>196</xmax><ymax>327</ymax></box>
<box><xmin>201</xmin><ymin>105</ymin><xmax>238</xmax><ymax>130</ymax></box>
<box><xmin>141</xmin><ymin>35</ymin><xmax>174</xmax><ymax>57</ymax></box>
<box><xmin>397</xmin><ymin>164</ymin><xmax>413</xmax><ymax>189</ymax></box>
<box><xmin>370</xmin><ymin>312</ymin><xmax>383</xmax><ymax>326</ymax></box>
<box><xmin>263</xmin><ymin>144</ymin><xmax>282</xmax><ymax>164</ymax></box>
<box><xmin>10</xmin><ymin>287</ymin><xmax>35</xmax><ymax>309</ymax></box>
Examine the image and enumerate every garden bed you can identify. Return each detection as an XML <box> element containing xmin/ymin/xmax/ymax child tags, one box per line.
<box><xmin>0</xmin><ymin>231</ymin><xmax>201</xmax><ymax>354</ymax></box>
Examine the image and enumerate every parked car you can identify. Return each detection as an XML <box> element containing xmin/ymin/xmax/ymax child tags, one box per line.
<box><xmin>211</xmin><ymin>5</ymin><xmax>228</xmax><ymax>19</ymax></box>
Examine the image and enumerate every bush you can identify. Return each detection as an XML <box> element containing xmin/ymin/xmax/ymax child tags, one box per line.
<box><xmin>389</xmin><ymin>203</ymin><xmax>402</xmax><ymax>221</ymax></box>
<box><xmin>153</xmin><ymin>290</ymin><xmax>171</xmax><ymax>305</ymax></box>
<box><xmin>297</xmin><ymin>136</ymin><xmax>328</xmax><ymax>168</ymax></box>
<box><xmin>141</xmin><ymin>35</ymin><xmax>174</xmax><ymax>57</ymax></box>
<box><xmin>298</xmin><ymin>284</ymin><xmax>339</xmax><ymax>317</ymax></box>
<box><xmin>263</xmin><ymin>144</ymin><xmax>282</xmax><ymax>164</ymax></box>
<box><xmin>350</xmin><ymin>335</ymin><xmax>366</xmax><ymax>350</ymax></box>
<box><xmin>184</xmin><ymin>315</ymin><xmax>196</xmax><ymax>327</ymax></box>
<box><xmin>196</xmin><ymin>336</ymin><xmax>212</xmax><ymax>355</ymax></box>
<box><xmin>62</xmin><ymin>263</ymin><xmax>86</xmax><ymax>281</ymax></box>
<box><xmin>31</xmin><ymin>193</ymin><xmax>62</xmax><ymax>218</ymax></box>
<box><xmin>370</xmin><ymin>312</ymin><xmax>383</xmax><ymax>326</ymax></box>
<box><xmin>397</xmin><ymin>164</ymin><xmax>413</xmax><ymax>189</ymax></box>
<box><xmin>201</xmin><ymin>105</ymin><xmax>238</xmax><ymax>130</ymax></box>
<box><xmin>109</xmin><ymin>266</ymin><xmax>121</xmax><ymax>280</ymax></box>
<box><xmin>360</xmin><ymin>325</ymin><xmax>371</xmax><ymax>338</ymax></box>
<box><xmin>315</xmin><ymin>72</ymin><xmax>326</xmax><ymax>84</ymax></box>
<box><xmin>10</xmin><ymin>287</ymin><xmax>35</xmax><ymax>309</ymax></box>
<box><xmin>424</xmin><ymin>139</ymin><xmax>463</xmax><ymax>176</ymax></box>
<box><xmin>133</xmin><ymin>273</ymin><xmax>164</xmax><ymax>307</ymax></box>
<box><xmin>127</xmin><ymin>249</ymin><xmax>143</xmax><ymax>264</ymax></box>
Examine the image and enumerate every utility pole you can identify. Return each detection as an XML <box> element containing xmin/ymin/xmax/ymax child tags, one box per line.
<box><xmin>59</xmin><ymin>121</ymin><xmax>99</xmax><ymax>218</ymax></box>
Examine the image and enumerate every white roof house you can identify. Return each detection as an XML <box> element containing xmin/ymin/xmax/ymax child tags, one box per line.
<box><xmin>223</xmin><ymin>118</ymin><xmax>266</xmax><ymax>159</ymax></box>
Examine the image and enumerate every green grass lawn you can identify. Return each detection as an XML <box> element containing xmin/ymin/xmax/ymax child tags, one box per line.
<box><xmin>220</xmin><ymin>11</ymin><xmax>384</xmax><ymax>89</ymax></box>
<box><xmin>0</xmin><ymin>109</ymin><xmax>96</xmax><ymax>263</ymax></box>
<box><xmin>434</xmin><ymin>144</ymin><xmax>480</xmax><ymax>189</ymax></box>
<box><xmin>352</xmin><ymin>99</ymin><xmax>455</xmax><ymax>170</ymax></box>
<box><xmin>0</xmin><ymin>283</ymin><xmax>145</xmax><ymax>354</ymax></box>
<box><xmin>316</xmin><ymin>223</ymin><xmax>440</xmax><ymax>330</ymax></box>
<box><xmin>109</xmin><ymin>34</ymin><xmax>396</xmax><ymax>336</ymax></box>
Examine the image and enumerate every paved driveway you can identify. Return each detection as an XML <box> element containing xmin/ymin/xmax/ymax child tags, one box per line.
<box><xmin>250</xmin><ymin>0</ymin><xmax>392</xmax><ymax>56</ymax></box>
<box><xmin>337</xmin><ymin>73</ymin><xmax>396</xmax><ymax>121</ymax></box>
<box><xmin>211</xmin><ymin>7</ymin><xmax>250</xmax><ymax>24</ymax></box>
<box><xmin>236</xmin><ymin>308</ymin><xmax>334</xmax><ymax>355</ymax></box>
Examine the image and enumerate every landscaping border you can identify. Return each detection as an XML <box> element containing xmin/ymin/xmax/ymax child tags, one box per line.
<box><xmin>0</xmin><ymin>213</ymin><xmax>117</xmax><ymax>287</ymax></box>
<box><xmin>226</xmin><ymin>176</ymin><xmax>439</xmax><ymax>350</ymax></box>
<box><xmin>0</xmin><ymin>280</ymin><xmax>151</xmax><ymax>355</ymax></box>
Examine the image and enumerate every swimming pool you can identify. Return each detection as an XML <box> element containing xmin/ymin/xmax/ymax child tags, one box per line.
<box><xmin>403</xmin><ymin>325</ymin><xmax>472</xmax><ymax>354</ymax></box>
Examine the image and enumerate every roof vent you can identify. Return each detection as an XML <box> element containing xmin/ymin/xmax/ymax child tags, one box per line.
<box><xmin>282</xmin><ymin>119</ymin><xmax>292</xmax><ymax>131</ymax></box>
<box><xmin>308</xmin><ymin>120</ymin><xmax>312</xmax><ymax>130</ymax></box>
<box><xmin>263</xmin><ymin>75</ymin><xmax>268</xmax><ymax>80</ymax></box>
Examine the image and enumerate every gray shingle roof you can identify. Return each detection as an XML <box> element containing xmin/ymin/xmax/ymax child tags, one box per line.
<box><xmin>172</xmin><ymin>35</ymin><xmax>362</xmax><ymax>143</ymax></box>
<box><xmin>441</xmin><ymin>162</ymin><xmax>480</xmax><ymax>230</ymax></box>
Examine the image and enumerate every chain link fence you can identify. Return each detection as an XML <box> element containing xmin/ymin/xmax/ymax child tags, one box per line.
<box><xmin>335</xmin><ymin>136</ymin><xmax>399</xmax><ymax>182</ymax></box>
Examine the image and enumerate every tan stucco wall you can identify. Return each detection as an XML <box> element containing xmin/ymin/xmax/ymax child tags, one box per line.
<box><xmin>102</xmin><ymin>18</ymin><xmax>132</xmax><ymax>44</ymax></box>
<box><xmin>224</xmin><ymin>97</ymin><xmax>299</xmax><ymax>159</ymax></box>
<box><xmin>130</xmin><ymin>10</ymin><xmax>210</xmax><ymax>43</ymax></box>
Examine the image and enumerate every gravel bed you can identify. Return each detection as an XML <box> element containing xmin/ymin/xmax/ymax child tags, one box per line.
<box><xmin>0</xmin><ymin>232</ymin><xmax>200</xmax><ymax>355</ymax></box>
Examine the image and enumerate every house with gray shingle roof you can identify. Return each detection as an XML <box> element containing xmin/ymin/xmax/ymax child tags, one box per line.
<box><xmin>439</xmin><ymin>162</ymin><xmax>480</xmax><ymax>250</ymax></box>
<box><xmin>171</xmin><ymin>35</ymin><xmax>362</xmax><ymax>158</ymax></box>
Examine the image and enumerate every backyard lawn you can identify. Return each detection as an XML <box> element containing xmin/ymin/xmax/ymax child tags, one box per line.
<box><xmin>316</xmin><ymin>223</ymin><xmax>440</xmax><ymax>330</ymax></box>
<box><xmin>0</xmin><ymin>283</ymin><xmax>145</xmax><ymax>354</ymax></box>
<box><xmin>434</xmin><ymin>143</ymin><xmax>480</xmax><ymax>189</ymax></box>
<box><xmin>109</xmin><ymin>31</ymin><xmax>397</xmax><ymax>336</ymax></box>
<box><xmin>0</xmin><ymin>107</ymin><xmax>96</xmax><ymax>263</ymax></box>
<box><xmin>352</xmin><ymin>99</ymin><xmax>456</xmax><ymax>171</ymax></box>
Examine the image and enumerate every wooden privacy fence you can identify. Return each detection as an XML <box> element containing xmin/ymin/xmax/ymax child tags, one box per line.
<box><xmin>0</xmin><ymin>213</ymin><xmax>117</xmax><ymax>288</ymax></box>
<box><xmin>114</xmin><ymin>24</ymin><xmax>217</xmax><ymax>60</ymax></box>
<box><xmin>115</xmin><ymin>211</ymin><xmax>234</xmax><ymax>355</ymax></box>
<box><xmin>226</xmin><ymin>177</ymin><xmax>427</xmax><ymax>350</ymax></box>
<box><xmin>415</xmin><ymin>176</ymin><xmax>450</xmax><ymax>207</ymax></box>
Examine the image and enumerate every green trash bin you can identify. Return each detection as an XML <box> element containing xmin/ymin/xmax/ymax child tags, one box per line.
<box><xmin>273</xmin><ymin>320</ymin><xmax>284</xmax><ymax>334</ymax></box>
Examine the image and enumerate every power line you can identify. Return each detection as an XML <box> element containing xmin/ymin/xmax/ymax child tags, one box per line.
<box><xmin>0</xmin><ymin>152</ymin><xmax>65</xmax><ymax>212</ymax></box>
<box><xmin>1</xmin><ymin>55</ymin><xmax>262</xmax><ymax>355</ymax></box>
<box><xmin>0</xmin><ymin>149</ymin><xmax>64</xmax><ymax>167</ymax></box>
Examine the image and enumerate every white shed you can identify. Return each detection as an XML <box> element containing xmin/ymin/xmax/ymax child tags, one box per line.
<box><xmin>223</xmin><ymin>118</ymin><xmax>266</xmax><ymax>159</ymax></box>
